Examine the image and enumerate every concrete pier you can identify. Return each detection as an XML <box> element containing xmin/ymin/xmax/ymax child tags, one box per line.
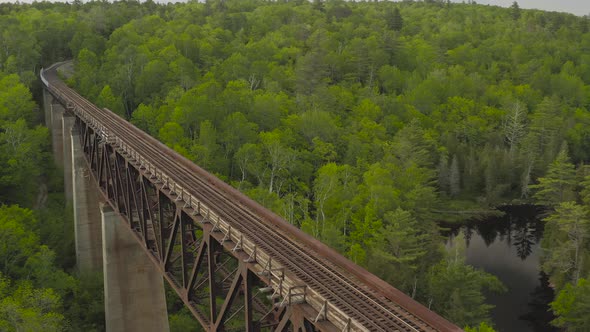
<box><xmin>71</xmin><ymin>127</ymin><xmax>103</xmax><ymax>271</ymax></box>
<box><xmin>51</xmin><ymin>102</ymin><xmax>65</xmax><ymax>168</ymax></box>
<box><xmin>62</xmin><ymin>114</ymin><xmax>75</xmax><ymax>202</ymax></box>
<box><xmin>45</xmin><ymin>84</ymin><xmax>170</xmax><ymax>330</ymax></box>
<box><xmin>101</xmin><ymin>204</ymin><xmax>170</xmax><ymax>332</ymax></box>
<box><xmin>43</xmin><ymin>89</ymin><xmax>52</xmax><ymax>127</ymax></box>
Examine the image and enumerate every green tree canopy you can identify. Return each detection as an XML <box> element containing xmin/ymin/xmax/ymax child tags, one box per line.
<box><xmin>550</xmin><ymin>278</ymin><xmax>590</xmax><ymax>331</ymax></box>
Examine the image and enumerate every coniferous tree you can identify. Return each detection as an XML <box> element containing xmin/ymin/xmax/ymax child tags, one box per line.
<box><xmin>369</xmin><ymin>209</ymin><xmax>430</xmax><ymax>297</ymax></box>
<box><xmin>511</xmin><ymin>1</ymin><xmax>521</xmax><ymax>20</ymax></box>
<box><xmin>387</xmin><ymin>7</ymin><xmax>403</xmax><ymax>32</ymax></box>
<box><xmin>544</xmin><ymin>202</ymin><xmax>589</xmax><ymax>285</ymax></box>
<box><xmin>550</xmin><ymin>278</ymin><xmax>590</xmax><ymax>331</ymax></box>
<box><xmin>531</xmin><ymin>144</ymin><xmax>576</xmax><ymax>207</ymax></box>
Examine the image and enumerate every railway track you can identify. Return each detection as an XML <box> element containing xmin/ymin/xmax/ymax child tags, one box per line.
<box><xmin>42</xmin><ymin>64</ymin><xmax>460</xmax><ymax>332</ymax></box>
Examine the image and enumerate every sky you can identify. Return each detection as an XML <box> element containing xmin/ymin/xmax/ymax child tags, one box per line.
<box><xmin>462</xmin><ymin>0</ymin><xmax>590</xmax><ymax>16</ymax></box>
<box><xmin>0</xmin><ymin>0</ymin><xmax>588</xmax><ymax>16</ymax></box>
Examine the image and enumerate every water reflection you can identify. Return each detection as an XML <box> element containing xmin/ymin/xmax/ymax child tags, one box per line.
<box><xmin>513</xmin><ymin>224</ymin><xmax>538</xmax><ymax>260</ymax></box>
<box><xmin>445</xmin><ymin>205</ymin><xmax>544</xmax><ymax>260</ymax></box>
<box><xmin>443</xmin><ymin>205</ymin><xmax>556</xmax><ymax>332</ymax></box>
<box><xmin>520</xmin><ymin>272</ymin><xmax>557</xmax><ymax>332</ymax></box>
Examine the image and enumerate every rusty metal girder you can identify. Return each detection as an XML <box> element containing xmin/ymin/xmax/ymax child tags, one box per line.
<box><xmin>74</xmin><ymin>117</ymin><xmax>321</xmax><ymax>332</ymax></box>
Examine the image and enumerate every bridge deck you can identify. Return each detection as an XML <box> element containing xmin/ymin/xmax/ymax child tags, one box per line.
<box><xmin>41</xmin><ymin>63</ymin><xmax>461</xmax><ymax>332</ymax></box>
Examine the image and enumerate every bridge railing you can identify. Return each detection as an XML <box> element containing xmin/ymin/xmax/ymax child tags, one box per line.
<box><xmin>40</xmin><ymin>68</ymin><xmax>49</xmax><ymax>87</ymax></box>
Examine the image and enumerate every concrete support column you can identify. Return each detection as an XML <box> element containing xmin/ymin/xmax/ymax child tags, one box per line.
<box><xmin>62</xmin><ymin>114</ymin><xmax>75</xmax><ymax>202</ymax></box>
<box><xmin>101</xmin><ymin>204</ymin><xmax>170</xmax><ymax>332</ymax></box>
<box><xmin>71</xmin><ymin>127</ymin><xmax>103</xmax><ymax>271</ymax></box>
<box><xmin>51</xmin><ymin>102</ymin><xmax>65</xmax><ymax>168</ymax></box>
<box><xmin>42</xmin><ymin>89</ymin><xmax>52</xmax><ymax>127</ymax></box>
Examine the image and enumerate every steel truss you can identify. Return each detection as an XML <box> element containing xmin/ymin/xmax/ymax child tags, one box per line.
<box><xmin>74</xmin><ymin>116</ymin><xmax>334</xmax><ymax>332</ymax></box>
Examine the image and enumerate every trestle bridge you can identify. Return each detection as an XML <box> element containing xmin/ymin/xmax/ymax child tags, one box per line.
<box><xmin>40</xmin><ymin>62</ymin><xmax>461</xmax><ymax>332</ymax></box>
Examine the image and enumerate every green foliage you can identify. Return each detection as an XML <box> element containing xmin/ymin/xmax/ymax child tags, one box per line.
<box><xmin>0</xmin><ymin>276</ymin><xmax>65</xmax><ymax>332</ymax></box>
<box><xmin>96</xmin><ymin>85</ymin><xmax>125</xmax><ymax>118</ymax></box>
<box><xmin>531</xmin><ymin>145</ymin><xmax>576</xmax><ymax>206</ymax></box>
<box><xmin>73</xmin><ymin>49</ymin><xmax>100</xmax><ymax>98</ymax></box>
<box><xmin>169</xmin><ymin>307</ymin><xmax>203</xmax><ymax>332</ymax></box>
<box><xmin>535</xmin><ymin>153</ymin><xmax>590</xmax><ymax>326</ymax></box>
<box><xmin>542</xmin><ymin>202</ymin><xmax>590</xmax><ymax>289</ymax></box>
<box><xmin>0</xmin><ymin>72</ymin><xmax>51</xmax><ymax>206</ymax></box>
<box><xmin>368</xmin><ymin>208</ymin><xmax>433</xmax><ymax>295</ymax></box>
<box><xmin>0</xmin><ymin>120</ymin><xmax>50</xmax><ymax>206</ymax></box>
<box><xmin>0</xmin><ymin>204</ymin><xmax>101</xmax><ymax>331</ymax></box>
<box><xmin>550</xmin><ymin>278</ymin><xmax>590</xmax><ymax>331</ymax></box>
<box><xmin>510</xmin><ymin>2</ymin><xmax>521</xmax><ymax>21</ymax></box>
<box><xmin>465</xmin><ymin>322</ymin><xmax>497</xmax><ymax>332</ymax></box>
<box><xmin>35</xmin><ymin>197</ymin><xmax>75</xmax><ymax>269</ymax></box>
<box><xmin>0</xmin><ymin>205</ymin><xmax>39</xmax><ymax>279</ymax></box>
<box><xmin>581</xmin><ymin>173</ymin><xmax>590</xmax><ymax>206</ymax></box>
<box><xmin>426</xmin><ymin>233</ymin><xmax>506</xmax><ymax>327</ymax></box>
<box><xmin>387</xmin><ymin>7</ymin><xmax>403</xmax><ymax>32</ymax></box>
<box><xmin>65</xmin><ymin>272</ymin><xmax>105</xmax><ymax>332</ymax></box>
<box><xmin>0</xmin><ymin>74</ymin><xmax>36</xmax><ymax>125</ymax></box>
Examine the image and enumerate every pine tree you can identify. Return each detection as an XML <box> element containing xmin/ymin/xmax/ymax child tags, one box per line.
<box><xmin>368</xmin><ymin>209</ymin><xmax>430</xmax><ymax>296</ymax></box>
<box><xmin>551</xmin><ymin>278</ymin><xmax>590</xmax><ymax>330</ymax></box>
<box><xmin>531</xmin><ymin>144</ymin><xmax>576</xmax><ymax>206</ymax></box>
<box><xmin>544</xmin><ymin>202</ymin><xmax>589</xmax><ymax>285</ymax></box>
<box><xmin>511</xmin><ymin>1</ymin><xmax>521</xmax><ymax>21</ymax></box>
<box><xmin>387</xmin><ymin>7</ymin><xmax>403</xmax><ymax>32</ymax></box>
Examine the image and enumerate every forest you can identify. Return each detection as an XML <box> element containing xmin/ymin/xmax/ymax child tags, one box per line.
<box><xmin>0</xmin><ymin>0</ymin><xmax>589</xmax><ymax>331</ymax></box>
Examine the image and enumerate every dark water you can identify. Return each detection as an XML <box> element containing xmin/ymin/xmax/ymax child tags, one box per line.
<box><xmin>444</xmin><ymin>206</ymin><xmax>556</xmax><ymax>332</ymax></box>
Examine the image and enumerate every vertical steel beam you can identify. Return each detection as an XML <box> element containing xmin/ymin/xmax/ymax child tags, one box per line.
<box><xmin>244</xmin><ymin>266</ymin><xmax>254</xmax><ymax>332</ymax></box>
<box><xmin>208</xmin><ymin>236</ymin><xmax>219</xmax><ymax>325</ymax></box>
<box><xmin>274</xmin><ymin>307</ymin><xmax>292</xmax><ymax>332</ymax></box>
<box><xmin>214</xmin><ymin>268</ymin><xmax>243</xmax><ymax>330</ymax></box>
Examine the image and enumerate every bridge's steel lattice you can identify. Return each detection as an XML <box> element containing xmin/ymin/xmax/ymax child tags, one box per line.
<box><xmin>41</xmin><ymin>63</ymin><xmax>461</xmax><ymax>332</ymax></box>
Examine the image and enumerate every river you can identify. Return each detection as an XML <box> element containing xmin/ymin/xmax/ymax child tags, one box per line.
<box><xmin>445</xmin><ymin>206</ymin><xmax>556</xmax><ymax>332</ymax></box>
